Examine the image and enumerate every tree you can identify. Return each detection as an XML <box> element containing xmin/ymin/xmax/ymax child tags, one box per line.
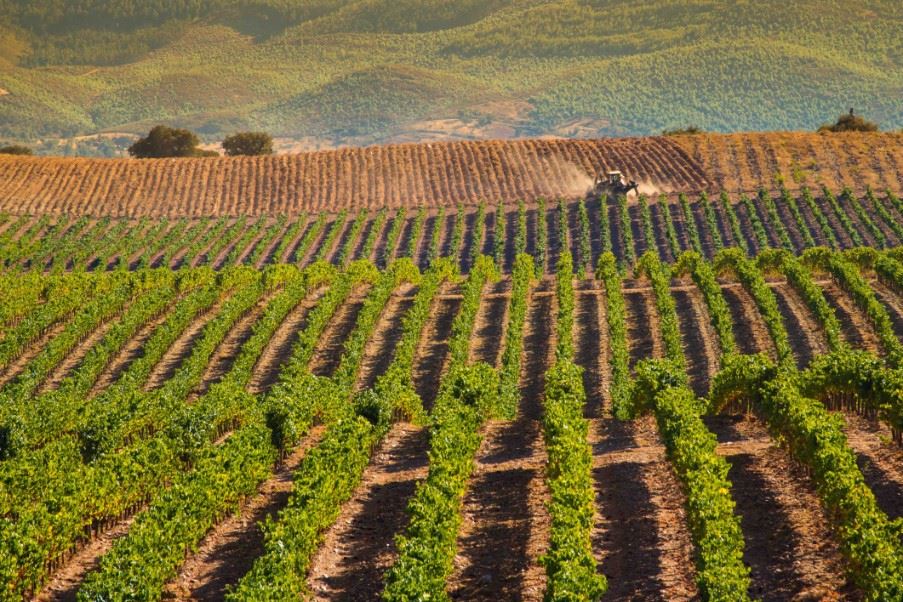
<box><xmin>0</xmin><ymin>145</ymin><xmax>33</xmax><ymax>155</ymax></box>
<box><xmin>128</xmin><ymin>125</ymin><xmax>201</xmax><ymax>158</ymax></box>
<box><xmin>222</xmin><ymin>132</ymin><xmax>274</xmax><ymax>156</ymax></box>
<box><xmin>662</xmin><ymin>126</ymin><xmax>703</xmax><ymax>136</ymax></box>
<box><xmin>818</xmin><ymin>109</ymin><xmax>878</xmax><ymax>133</ymax></box>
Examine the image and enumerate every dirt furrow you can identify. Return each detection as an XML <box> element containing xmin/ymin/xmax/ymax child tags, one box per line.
<box><xmin>592</xmin><ymin>414</ymin><xmax>699</xmax><ymax>601</ymax></box>
<box><xmin>0</xmin><ymin>319</ymin><xmax>70</xmax><ymax>389</ymax></box>
<box><xmin>307</xmin><ymin>423</ymin><xmax>430</xmax><ymax>600</ymax></box>
<box><xmin>770</xmin><ymin>282</ymin><xmax>829</xmax><ymax>369</ymax></box>
<box><xmin>164</xmin><ymin>426</ymin><xmax>326</xmax><ymax>600</ymax></box>
<box><xmin>624</xmin><ymin>287</ymin><xmax>662</xmax><ymax>368</ymax></box>
<box><xmin>819</xmin><ymin>282</ymin><xmax>881</xmax><ymax>353</ymax></box>
<box><xmin>720</xmin><ymin>284</ymin><xmax>775</xmax><ymax>357</ymax></box>
<box><xmin>468</xmin><ymin>280</ymin><xmax>510</xmax><ymax>368</ymax></box>
<box><xmin>841</xmin><ymin>413</ymin><xmax>903</xmax><ymax>521</ymax></box>
<box><xmin>246</xmin><ymin>287</ymin><xmax>326</xmax><ymax>394</ymax></box>
<box><xmin>448</xmin><ymin>282</ymin><xmax>552</xmax><ymax>601</ymax></box>
<box><xmin>672</xmin><ymin>283</ymin><xmax>720</xmax><ymax>396</ymax></box>
<box><xmin>355</xmin><ymin>285</ymin><xmax>416</xmax><ymax>392</ymax></box>
<box><xmin>308</xmin><ymin>287</ymin><xmax>370</xmax><ymax>378</ymax></box>
<box><xmin>706</xmin><ymin>414</ymin><xmax>859</xmax><ymax>601</ymax></box>
<box><xmin>412</xmin><ymin>282</ymin><xmax>461</xmax><ymax>411</ymax></box>
<box><xmin>143</xmin><ymin>296</ymin><xmax>227</xmax><ymax>391</ymax></box>
<box><xmin>192</xmin><ymin>292</ymin><xmax>276</xmax><ymax>397</ymax></box>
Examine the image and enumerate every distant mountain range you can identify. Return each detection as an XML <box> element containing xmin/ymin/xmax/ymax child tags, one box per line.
<box><xmin>0</xmin><ymin>0</ymin><xmax>900</xmax><ymax>155</ymax></box>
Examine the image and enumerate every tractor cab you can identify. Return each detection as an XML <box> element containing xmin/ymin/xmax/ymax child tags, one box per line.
<box><xmin>592</xmin><ymin>169</ymin><xmax>639</xmax><ymax>196</ymax></box>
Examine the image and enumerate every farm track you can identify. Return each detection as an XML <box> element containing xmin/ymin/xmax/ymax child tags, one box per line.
<box><xmin>0</xmin><ymin>319</ymin><xmax>70</xmax><ymax>389</ymax></box>
<box><xmin>164</xmin><ymin>427</ymin><xmax>326</xmax><ymax>601</ymax></box>
<box><xmin>449</xmin><ymin>282</ymin><xmax>553</xmax><ymax>601</ymax></box>
<box><xmin>246</xmin><ymin>287</ymin><xmax>325</xmax><ymax>394</ymax></box>
<box><xmin>412</xmin><ymin>282</ymin><xmax>461</xmax><ymax>411</ymax></box>
<box><xmin>143</xmin><ymin>295</ymin><xmax>228</xmax><ymax>391</ymax></box>
<box><xmin>307</xmin><ymin>423</ymin><xmax>431</xmax><ymax>600</ymax></box>
<box><xmin>705</xmin><ymin>415</ymin><xmax>859</xmax><ymax>601</ymax></box>
<box><xmin>87</xmin><ymin>302</ymin><xmax>175</xmax><ymax>396</ymax></box>
<box><xmin>37</xmin><ymin>304</ymin><xmax>127</xmax><ymax>394</ymax></box>
<box><xmin>308</xmin><ymin>287</ymin><xmax>371</xmax><ymax>377</ymax></box>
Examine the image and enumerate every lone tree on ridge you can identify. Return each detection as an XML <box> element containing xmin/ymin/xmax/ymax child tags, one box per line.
<box><xmin>222</xmin><ymin>132</ymin><xmax>274</xmax><ymax>156</ymax></box>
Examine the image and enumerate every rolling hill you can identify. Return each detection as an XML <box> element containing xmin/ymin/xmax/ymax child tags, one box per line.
<box><xmin>0</xmin><ymin>0</ymin><xmax>901</xmax><ymax>154</ymax></box>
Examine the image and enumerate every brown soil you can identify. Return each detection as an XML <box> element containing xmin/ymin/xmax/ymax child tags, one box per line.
<box><xmin>246</xmin><ymin>287</ymin><xmax>326</xmax><ymax>394</ymax></box>
<box><xmin>89</xmin><ymin>299</ymin><xmax>179</xmax><ymax>397</ymax></box>
<box><xmin>164</xmin><ymin>426</ymin><xmax>326</xmax><ymax>600</ymax></box>
<box><xmin>720</xmin><ymin>284</ymin><xmax>775</xmax><ymax>358</ymax></box>
<box><xmin>819</xmin><ymin>282</ymin><xmax>881</xmax><ymax>353</ymax></box>
<box><xmin>467</xmin><ymin>280</ymin><xmax>510</xmax><ymax>367</ymax></box>
<box><xmin>192</xmin><ymin>291</ymin><xmax>276</xmax><ymax>397</ymax></box>
<box><xmin>33</xmin><ymin>515</ymin><xmax>138</xmax><ymax>602</ymax></box>
<box><xmin>308</xmin><ymin>287</ymin><xmax>370</xmax><ymax>377</ymax></box>
<box><xmin>0</xmin><ymin>318</ymin><xmax>70</xmax><ymax>388</ymax></box>
<box><xmin>671</xmin><ymin>283</ymin><xmax>720</xmax><ymax>396</ymax></box>
<box><xmin>770</xmin><ymin>282</ymin><xmax>830</xmax><ymax>369</ymax></box>
<box><xmin>306</xmin><ymin>423</ymin><xmax>430</xmax><ymax>600</ymax></box>
<box><xmin>412</xmin><ymin>282</ymin><xmax>461</xmax><ymax>410</ymax></box>
<box><xmin>354</xmin><ymin>284</ymin><xmax>416</xmax><ymax>392</ymax></box>
<box><xmin>705</xmin><ymin>414</ymin><xmax>859</xmax><ymax>601</ymax></box>
<box><xmin>448</xmin><ymin>280</ymin><xmax>552</xmax><ymax>601</ymax></box>
<box><xmin>592</xmin><ymin>414</ymin><xmax>699</xmax><ymax>601</ymax></box>
<box><xmin>37</xmin><ymin>303</ymin><xmax>128</xmax><ymax>394</ymax></box>
<box><xmin>841</xmin><ymin>413</ymin><xmax>903</xmax><ymax>521</ymax></box>
<box><xmin>624</xmin><ymin>286</ymin><xmax>662</xmax><ymax>368</ymax></box>
<box><xmin>144</xmin><ymin>295</ymin><xmax>227</xmax><ymax>391</ymax></box>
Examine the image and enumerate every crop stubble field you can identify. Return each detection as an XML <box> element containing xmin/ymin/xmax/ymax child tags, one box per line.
<box><xmin>0</xmin><ymin>133</ymin><xmax>902</xmax><ymax>601</ymax></box>
<box><xmin>0</xmin><ymin>132</ymin><xmax>901</xmax><ymax>217</ymax></box>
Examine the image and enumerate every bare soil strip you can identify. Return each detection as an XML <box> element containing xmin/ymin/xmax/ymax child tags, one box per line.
<box><xmin>592</xmin><ymin>414</ymin><xmax>699</xmax><ymax>601</ymax></box>
<box><xmin>412</xmin><ymin>282</ymin><xmax>461</xmax><ymax>410</ymax></box>
<box><xmin>308</xmin><ymin>288</ymin><xmax>370</xmax><ymax>377</ymax></box>
<box><xmin>672</xmin><ymin>284</ymin><xmax>720</xmax><ymax>396</ymax></box>
<box><xmin>624</xmin><ymin>287</ymin><xmax>661</xmax><ymax>368</ymax></box>
<box><xmin>354</xmin><ymin>284</ymin><xmax>416</xmax><ymax>392</ymax></box>
<box><xmin>0</xmin><ymin>319</ymin><xmax>70</xmax><ymax>389</ymax></box>
<box><xmin>306</xmin><ymin>423</ymin><xmax>431</xmax><ymax>600</ymax></box>
<box><xmin>164</xmin><ymin>427</ymin><xmax>326</xmax><ymax>600</ymax></box>
<box><xmin>720</xmin><ymin>284</ymin><xmax>776</xmax><ymax>359</ymax></box>
<box><xmin>770</xmin><ymin>282</ymin><xmax>829</xmax><ymax>369</ymax></box>
<box><xmin>193</xmin><ymin>292</ymin><xmax>276</xmax><ymax>397</ymax></box>
<box><xmin>819</xmin><ymin>282</ymin><xmax>881</xmax><ymax>352</ymax></box>
<box><xmin>34</xmin><ymin>515</ymin><xmax>138</xmax><ymax>602</ymax></box>
<box><xmin>37</xmin><ymin>305</ymin><xmax>129</xmax><ymax>394</ymax></box>
<box><xmin>842</xmin><ymin>413</ymin><xmax>903</xmax><ymax>521</ymax></box>
<box><xmin>448</xmin><ymin>281</ymin><xmax>552</xmax><ymax>601</ymax></box>
<box><xmin>89</xmin><ymin>300</ymin><xmax>178</xmax><ymax>397</ymax></box>
<box><xmin>705</xmin><ymin>415</ymin><xmax>859</xmax><ymax>601</ymax></box>
<box><xmin>869</xmin><ymin>280</ymin><xmax>903</xmax><ymax>342</ymax></box>
<box><xmin>144</xmin><ymin>294</ymin><xmax>229</xmax><ymax>391</ymax></box>
<box><xmin>246</xmin><ymin>287</ymin><xmax>326</xmax><ymax>394</ymax></box>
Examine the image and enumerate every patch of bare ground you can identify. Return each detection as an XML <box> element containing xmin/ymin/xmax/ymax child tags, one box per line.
<box><xmin>448</xmin><ymin>280</ymin><xmax>552</xmax><ymax>601</ymax></box>
<box><xmin>163</xmin><ymin>426</ymin><xmax>326</xmax><ymax>600</ymax></box>
<box><xmin>672</xmin><ymin>283</ymin><xmax>720</xmax><ymax>396</ymax></box>
<box><xmin>819</xmin><ymin>282</ymin><xmax>881</xmax><ymax>352</ymax></box>
<box><xmin>37</xmin><ymin>304</ymin><xmax>130</xmax><ymax>394</ymax></box>
<box><xmin>720</xmin><ymin>283</ymin><xmax>776</xmax><ymax>358</ymax></box>
<box><xmin>0</xmin><ymin>318</ymin><xmax>70</xmax><ymax>389</ymax></box>
<box><xmin>33</xmin><ymin>515</ymin><xmax>138</xmax><ymax>602</ymax></box>
<box><xmin>869</xmin><ymin>280</ymin><xmax>903</xmax><ymax>341</ymax></box>
<box><xmin>705</xmin><ymin>414</ymin><xmax>860</xmax><ymax>601</ymax></box>
<box><xmin>770</xmin><ymin>282</ymin><xmax>830</xmax><ymax>369</ymax></box>
<box><xmin>89</xmin><ymin>300</ymin><xmax>177</xmax><ymax>397</ymax></box>
<box><xmin>246</xmin><ymin>287</ymin><xmax>325</xmax><ymax>394</ymax></box>
<box><xmin>306</xmin><ymin>423</ymin><xmax>430</xmax><ymax>600</ymax></box>
<box><xmin>593</xmin><ymin>414</ymin><xmax>699</xmax><ymax>601</ymax></box>
<box><xmin>624</xmin><ymin>285</ymin><xmax>662</xmax><ymax>368</ymax></box>
<box><xmin>355</xmin><ymin>285</ymin><xmax>416</xmax><ymax>392</ymax></box>
<box><xmin>841</xmin><ymin>413</ymin><xmax>903</xmax><ymax>521</ymax></box>
<box><xmin>192</xmin><ymin>292</ymin><xmax>276</xmax><ymax>397</ymax></box>
<box><xmin>468</xmin><ymin>280</ymin><xmax>510</xmax><ymax>367</ymax></box>
<box><xmin>308</xmin><ymin>287</ymin><xmax>370</xmax><ymax>378</ymax></box>
<box><xmin>144</xmin><ymin>296</ymin><xmax>227</xmax><ymax>391</ymax></box>
<box><xmin>412</xmin><ymin>282</ymin><xmax>461</xmax><ymax>410</ymax></box>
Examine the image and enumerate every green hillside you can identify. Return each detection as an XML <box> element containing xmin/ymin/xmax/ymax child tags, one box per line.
<box><xmin>0</xmin><ymin>0</ymin><xmax>900</xmax><ymax>154</ymax></box>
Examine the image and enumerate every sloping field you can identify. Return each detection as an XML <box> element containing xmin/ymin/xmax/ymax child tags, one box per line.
<box><xmin>0</xmin><ymin>132</ymin><xmax>899</xmax><ymax>217</ymax></box>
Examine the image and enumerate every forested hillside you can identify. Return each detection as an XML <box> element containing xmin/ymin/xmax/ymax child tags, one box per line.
<box><xmin>0</xmin><ymin>0</ymin><xmax>900</xmax><ymax>153</ymax></box>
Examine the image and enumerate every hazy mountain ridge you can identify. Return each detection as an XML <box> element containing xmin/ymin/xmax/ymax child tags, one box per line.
<box><xmin>0</xmin><ymin>0</ymin><xmax>900</xmax><ymax>154</ymax></box>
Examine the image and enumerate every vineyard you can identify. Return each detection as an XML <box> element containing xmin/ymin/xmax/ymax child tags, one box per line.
<box><xmin>1</xmin><ymin>177</ymin><xmax>903</xmax><ymax>600</ymax></box>
<box><xmin>0</xmin><ymin>133</ymin><xmax>901</xmax><ymax>217</ymax></box>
